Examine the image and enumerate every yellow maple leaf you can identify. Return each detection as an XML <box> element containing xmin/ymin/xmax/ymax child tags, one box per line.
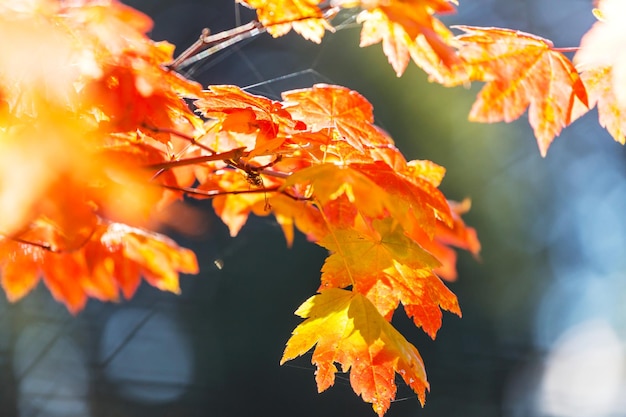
<box><xmin>281</xmin><ymin>288</ymin><xmax>429</xmax><ymax>416</ymax></box>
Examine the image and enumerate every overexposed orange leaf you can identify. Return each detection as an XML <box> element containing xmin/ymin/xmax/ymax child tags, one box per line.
<box><xmin>576</xmin><ymin>67</ymin><xmax>626</xmax><ymax>144</ymax></box>
<box><xmin>454</xmin><ymin>26</ymin><xmax>588</xmax><ymax>156</ymax></box>
<box><xmin>281</xmin><ymin>288</ymin><xmax>428</xmax><ymax>416</ymax></box>
<box><xmin>574</xmin><ymin>0</ymin><xmax>626</xmax><ymax>144</ymax></box>
<box><xmin>0</xmin><ymin>1</ymin><xmax>200</xmax><ymax>239</ymax></box>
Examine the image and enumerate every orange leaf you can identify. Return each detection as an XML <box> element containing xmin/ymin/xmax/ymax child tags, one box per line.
<box><xmin>282</xmin><ymin>84</ymin><xmax>392</xmax><ymax>152</ymax></box>
<box><xmin>574</xmin><ymin>0</ymin><xmax>626</xmax><ymax>144</ymax></box>
<box><xmin>238</xmin><ymin>0</ymin><xmax>333</xmax><ymax>43</ymax></box>
<box><xmin>281</xmin><ymin>288</ymin><xmax>428</xmax><ymax>416</ymax></box>
<box><xmin>196</xmin><ymin>85</ymin><xmax>303</xmax><ymax>155</ymax></box>
<box><xmin>424</xmin><ymin>199</ymin><xmax>481</xmax><ymax>281</ymax></box>
<box><xmin>252</xmin><ymin>193</ymin><xmax>328</xmax><ymax>246</ymax></box>
<box><xmin>319</xmin><ymin>218</ymin><xmax>440</xmax><ymax>286</ymax></box>
<box><xmin>355</xmin><ymin>0</ymin><xmax>461</xmax><ymax>77</ymax></box>
<box><xmin>576</xmin><ymin>67</ymin><xmax>626</xmax><ymax>144</ymax></box>
<box><xmin>283</xmin><ymin>161</ymin><xmax>452</xmax><ymax>240</ymax></box>
<box><xmin>353</xmin><ymin>161</ymin><xmax>453</xmax><ymax>235</ymax></box>
<box><xmin>0</xmin><ymin>222</ymin><xmax>198</xmax><ymax>314</ymax></box>
<box><xmin>282</xmin><ymin>163</ymin><xmax>392</xmax><ymax>220</ymax></box>
<box><xmin>454</xmin><ymin>26</ymin><xmax>588</xmax><ymax>156</ymax></box>
<box><xmin>318</xmin><ymin>218</ymin><xmax>459</xmax><ymax>338</ymax></box>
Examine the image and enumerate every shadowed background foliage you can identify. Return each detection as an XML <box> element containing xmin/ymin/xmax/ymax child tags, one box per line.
<box><xmin>3</xmin><ymin>1</ymin><xmax>626</xmax><ymax>416</ymax></box>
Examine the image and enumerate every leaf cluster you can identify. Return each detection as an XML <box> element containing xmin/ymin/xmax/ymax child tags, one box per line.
<box><xmin>0</xmin><ymin>0</ymin><xmax>622</xmax><ymax>415</ymax></box>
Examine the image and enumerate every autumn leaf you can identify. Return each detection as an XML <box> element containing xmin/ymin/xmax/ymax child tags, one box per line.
<box><xmin>574</xmin><ymin>0</ymin><xmax>626</xmax><ymax>144</ymax></box>
<box><xmin>352</xmin><ymin>161</ymin><xmax>453</xmax><ymax>236</ymax></box>
<box><xmin>454</xmin><ymin>26</ymin><xmax>589</xmax><ymax>156</ymax></box>
<box><xmin>281</xmin><ymin>288</ymin><xmax>429</xmax><ymax>416</ymax></box>
<box><xmin>429</xmin><ymin>199</ymin><xmax>481</xmax><ymax>281</ymax></box>
<box><xmin>237</xmin><ymin>0</ymin><xmax>334</xmax><ymax>43</ymax></box>
<box><xmin>282</xmin><ymin>84</ymin><xmax>392</xmax><ymax>152</ymax></box>
<box><xmin>251</xmin><ymin>193</ymin><xmax>329</xmax><ymax>246</ymax></box>
<box><xmin>319</xmin><ymin>218</ymin><xmax>440</xmax><ymax>285</ymax></box>
<box><xmin>196</xmin><ymin>85</ymin><xmax>305</xmax><ymax>155</ymax></box>
<box><xmin>0</xmin><ymin>222</ymin><xmax>198</xmax><ymax>314</ymax></box>
<box><xmin>318</xmin><ymin>218</ymin><xmax>460</xmax><ymax>338</ymax></box>
<box><xmin>282</xmin><ymin>163</ymin><xmax>392</xmax><ymax>220</ymax></box>
<box><xmin>282</xmin><ymin>160</ymin><xmax>452</xmax><ymax>244</ymax></box>
<box><xmin>206</xmin><ymin>170</ymin><xmax>270</xmax><ymax>237</ymax></box>
<box><xmin>356</xmin><ymin>0</ymin><xmax>462</xmax><ymax>78</ymax></box>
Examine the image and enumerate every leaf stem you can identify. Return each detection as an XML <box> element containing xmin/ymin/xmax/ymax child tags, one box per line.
<box><xmin>552</xmin><ymin>46</ymin><xmax>579</xmax><ymax>53</ymax></box>
<box><xmin>144</xmin><ymin>147</ymin><xmax>247</xmax><ymax>171</ymax></box>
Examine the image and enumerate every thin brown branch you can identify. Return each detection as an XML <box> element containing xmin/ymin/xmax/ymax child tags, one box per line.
<box><xmin>168</xmin><ymin>6</ymin><xmax>340</xmax><ymax>71</ymax></box>
<box><xmin>167</xmin><ymin>21</ymin><xmax>265</xmax><ymax>71</ymax></box>
<box><xmin>160</xmin><ymin>183</ymin><xmax>280</xmax><ymax>198</ymax></box>
<box><xmin>160</xmin><ymin>183</ymin><xmax>310</xmax><ymax>201</ymax></box>
<box><xmin>141</xmin><ymin>124</ymin><xmax>217</xmax><ymax>155</ymax></box>
<box><xmin>145</xmin><ymin>147</ymin><xmax>247</xmax><ymax>171</ymax></box>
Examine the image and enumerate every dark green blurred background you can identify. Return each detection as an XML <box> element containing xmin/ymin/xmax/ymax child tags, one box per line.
<box><xmin>4</xmin><ymin>1</ymin><xmax>626</xmax><ymax>416</ymax></box>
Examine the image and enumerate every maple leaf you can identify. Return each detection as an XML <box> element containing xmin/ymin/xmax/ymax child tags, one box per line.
<box><xmin>356</xmin><ymin>1</ymin><xmax>462</xmax><ymax>79</ymax></box>
<box><xmin>0</xmin><ymin>2</ymin><xmax>84</xmax><ymax>114</ymax></box>
<box><xmin>251</xmin><ymin>193</ymin><xmax>329</xmax><ymax>246</ymax></box>
<box><xmin>196</xmin><ymin>85</ymin><xmax>305</xmax><ymax>156</ymax></box>
<box><xmin>573</xmin><ymin>0</ymin><xmax>626</xmax><ymax>144</ymax></box>
<box><xmin>237</xmin><ymin>0</ymin><xmax>334</xmax><ymax>43</ymax></box>
<box><xmin>318</xmin><ymin>218</ymin><xmax>460</xmax><ymax>338</ymax></box>
<box><xmin>352</xmin><ymin>161</ymin><xmax>453</xmax><ymax>235</ymax></box>
<box><xmin>205</xmin><ymin>170</ymin><xmax>270</xmax><ymax>237</ymax></box>
<box><xmin>0</xmin><ymin>222</ymin><xmax>198</xmax><ymax>314</ymax></box>
<box><xmin>282</xmin><ymin>160</ymin><xmax>453</xmax><ymax>244</ymax></box>
<box><xmin>56</xmin><ymin>0</ymin><xmax>203</xmax><ymax>136</ymax></box>
<box><xmin>282</xmin><ymin>163</ymin><xmax>393</xmax><ymax>222</ymax></box>
<box><xmin>0</xmin><ymin>1</ymin><xmax>201</xmax><ymax>240</ymax></box>
<box><xmin>454</xmin><ymin>26</ymin><xmax>589</xmax><ymax>156</ymax></box>
<box><xmin>319</xmin><ymin>218</ymin><xmax>440</xmax><ymax>285</ymax></box>
<box><xmin>281</xmin><ymin>288</ymin><xmax>428</xmax><ymax>416</ymax></box>
<box><xmin>282</xmin><ymin>84</ymin><xmax>393</xmax><ymax>152</ymax></box>
<box><xmin>429</xmin><ymin>199</ymin><xmax>481</xmax><ymax>281</ymax></box>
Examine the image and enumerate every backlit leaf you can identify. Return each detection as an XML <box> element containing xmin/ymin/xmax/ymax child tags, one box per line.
<box><xmin>356</xmin><ymin>0</ymin><xmax>462</xmax><ymax>78</ymax></box>
<box><xmin>0</xmin><ymin>222</ymin><xmax>198</xmax><ymax>314</ymax></box>
<box><xmin>281</xmin><ymin>288</ymin><xmax>428</xmax><ymax>416</ymax></box>
<box><xmin>238</xmin><ymin>0</ymin><xmax>333</xmax><ymax>43</ymax></box>
<box><xmin>574</xmin><ymin>0</ymin><xmax>626</xmax><ymax>144</ymax></box>
<box><xmin>454</xmin><ymin>26</ymin><xmax>588</xmax><ymax>156</ymax></box>
<box><xmin>318</xmin><ymin>218</ymin><xmax>460</xmax><ymax>337</ymax></box>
